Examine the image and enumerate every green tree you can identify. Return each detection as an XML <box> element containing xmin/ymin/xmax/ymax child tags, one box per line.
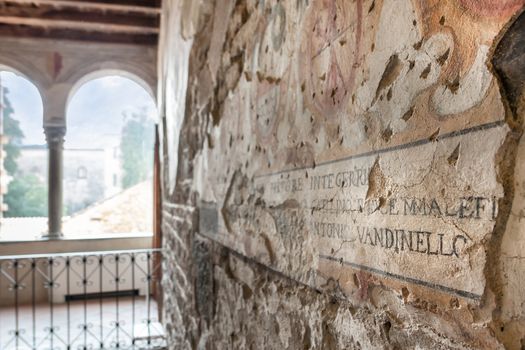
<box><xmin>5</xmin><ymin>174</ymin><xmax>47</xmax><ymax>217</ymax></box>
<box><xmin>120</xmin><ymin>109</ymin><xmax>155</xmax><ymax>189</ymax></box>
<box><xmin>2</xmin><ymin>80</ymin><xmax>47</xmax><ymax>217</ymax></box>
<box><xmin>2</xmin><ymin>86</ymin><xmax>24</xmax><ymax>175</ymax></box>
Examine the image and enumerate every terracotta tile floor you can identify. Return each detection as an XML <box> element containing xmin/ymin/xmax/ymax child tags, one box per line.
<box><xmin>0</xmin><ymin>297</ymin><xmax>164</xmax><ymax>349</ymax></box>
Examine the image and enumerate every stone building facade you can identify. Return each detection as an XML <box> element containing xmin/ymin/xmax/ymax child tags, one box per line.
<box><xmin>157</xmin><ymin>0</ymin><xmax>525</xmax><ymax>349</ymax></box>
<box><xmin>17</xmin><ymin>145</ymin><xmax>121</xmax><ymax>215</ymax></box>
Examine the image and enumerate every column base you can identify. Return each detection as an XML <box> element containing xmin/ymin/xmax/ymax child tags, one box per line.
<box><xmin>41</xmin><ymin>232</ymin><xmax>64</xmax><ymax>240</ymax></box>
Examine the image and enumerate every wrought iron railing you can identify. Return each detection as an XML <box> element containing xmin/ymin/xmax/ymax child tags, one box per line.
<box><xmin>0</xmin><ymin>248</ymin><xmax>165</xmax><ymax>350</ymax></box>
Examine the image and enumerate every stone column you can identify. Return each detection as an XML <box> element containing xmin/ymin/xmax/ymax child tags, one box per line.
<box><xmin>44</xmin><ymin>126</ymin><xmax>66</xmax><ymax>238</ymax></box>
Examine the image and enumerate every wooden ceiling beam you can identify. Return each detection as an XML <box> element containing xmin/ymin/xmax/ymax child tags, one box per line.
<box><xmin>0</xmin><ymin>16</ymin><xmax>159</xmax><ymax>34</ymax></box>
<box><xmin>0</xmin><ymin>1</ymin><xmax>160</xmax><ymax>28</ymax></box>
<box><xmin>50</xmin><ymin>0</ymin><xmax>160</xmax><ymax>9</ymax></box>
<box><xmin>0</xmin><ymin>0</ymin><xmax>161</xmax><ymax>15</ymax></box>
<box><xmin>0</xmin><ymin>23</ymin><xmax>158</xmax><ymax>44</ymax></box>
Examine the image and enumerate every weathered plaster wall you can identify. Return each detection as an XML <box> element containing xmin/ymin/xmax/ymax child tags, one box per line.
<box><xmin>159</xmin><ymin>0</ymin><xmax>525</xmax><ymax>348</ymax></box>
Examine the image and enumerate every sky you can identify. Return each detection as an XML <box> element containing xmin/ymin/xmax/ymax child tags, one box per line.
<box><xmin>0</xmin><ymin>71</ymin><xmax>157</xmax><ymax>149</ymax></box>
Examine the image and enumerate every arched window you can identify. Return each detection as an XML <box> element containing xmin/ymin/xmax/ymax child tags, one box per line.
<box><xmin>0</xmin><ymin>70</ymin><xmax>46</xmax><ymax>239</ymax></box>
<box><xmin>77</xmin><ymin>166</ymin><xmax>88</xmax><ymax>179</ymax></box>
<box><xmin>63</xmin><ymin>73</ymin><xmax>156</xmax><ymax>235</ymax></box>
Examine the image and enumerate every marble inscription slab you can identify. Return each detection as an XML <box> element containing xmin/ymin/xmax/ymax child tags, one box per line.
<box><xmin>200</xmin><ymin>121</ymin><xmax>506</xmax><ymax>301</ymax></box>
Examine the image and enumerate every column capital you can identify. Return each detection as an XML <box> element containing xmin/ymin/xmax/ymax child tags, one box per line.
<box><xmin>44</xmin><ymin>126</ymin><xmax>66</xmax><ymax>148</ymax></box>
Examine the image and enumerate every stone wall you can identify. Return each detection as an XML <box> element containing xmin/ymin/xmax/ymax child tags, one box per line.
<box><xmin>158</xmin><ymin>0</ymin><xmax>525</xmax><ymax>348</ymax></box>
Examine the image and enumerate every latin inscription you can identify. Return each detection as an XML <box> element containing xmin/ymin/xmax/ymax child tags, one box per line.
<box><xmin>260</xmin><ymin>178</ymin><xmax>498</xmax><ymax>263</ymax></box>
<box><xmin>309</xmin><ymin>196</ymin><xmax>497</xmax><ymax>220</ymax></box>
<box><xmin>250</xmin><ymin>125</ymin><xmax>507</xmax><ymax>299</ymax></box>
<box><xmin>201</xmin><ymin>124</ymin><xmax>507</xmax><ymax>300</ymax></box>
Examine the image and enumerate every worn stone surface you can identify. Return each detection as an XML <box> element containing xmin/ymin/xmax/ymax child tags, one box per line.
<box><xmin>158</xmin><ymin>0</ymin><xmax>525</xmax><ymax>348</ymax></box>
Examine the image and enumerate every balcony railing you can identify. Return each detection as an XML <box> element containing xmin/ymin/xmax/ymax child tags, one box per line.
<box><xmin>0</xmin><ymin>248</ymin><xmax>165</xmax><ymax>350</ymax></box>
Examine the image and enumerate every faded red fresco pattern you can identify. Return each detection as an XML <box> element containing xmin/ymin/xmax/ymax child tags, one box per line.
<box><xmin>300</xmin><ymin>0</ymin><xmax>363</xmax><ymax>120</ymax></box>
<box><xmin>458</xmin><ymin>0</ymin><xmax>525</xmax><ymax>19</ymax></box>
